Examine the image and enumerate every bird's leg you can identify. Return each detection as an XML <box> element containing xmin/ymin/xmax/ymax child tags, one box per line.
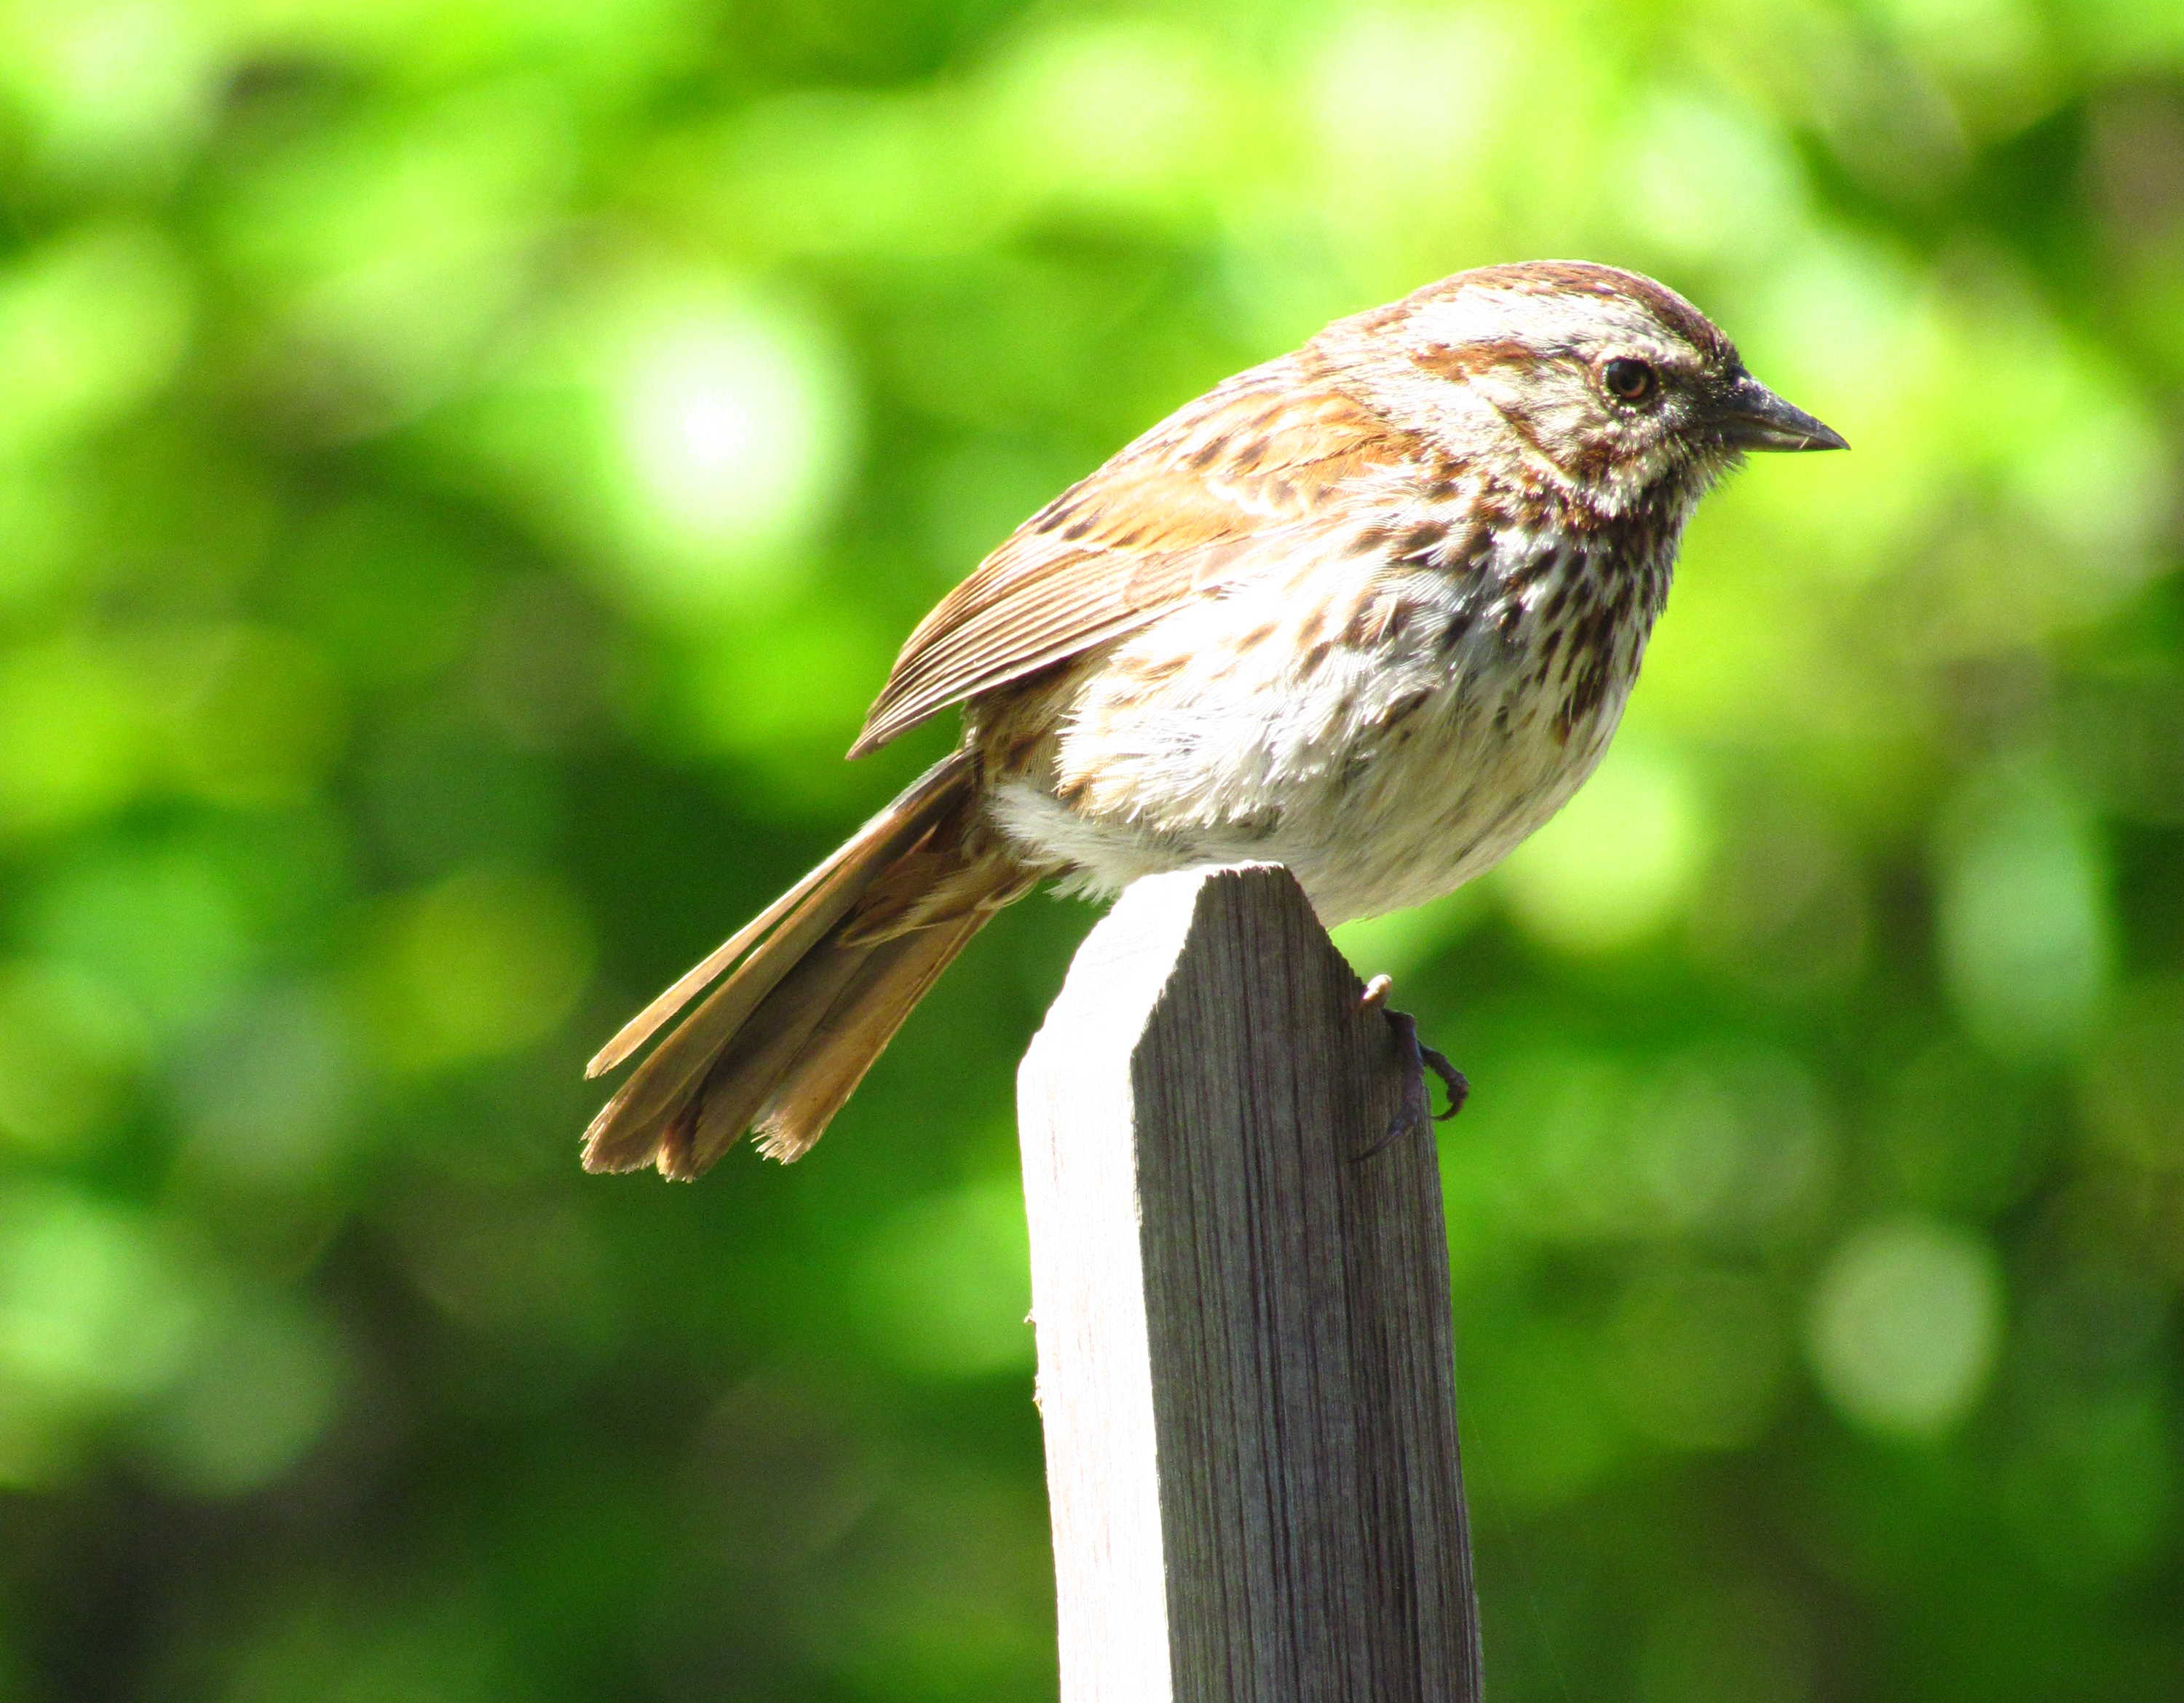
<box><xmin>1356</xmin><ymin>976</ymin><xmax>1468</xmax><ymax>1160</ymax></box>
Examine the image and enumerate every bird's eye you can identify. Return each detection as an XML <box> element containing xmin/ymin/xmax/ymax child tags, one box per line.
<box><xmin>1602</xmin><ymin>357</ymin><xmax>1658</xmax><ymax>405</ymax></box>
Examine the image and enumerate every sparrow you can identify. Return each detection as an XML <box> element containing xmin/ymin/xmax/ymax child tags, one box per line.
<box><xmin>580</xmin><ymin>260</ymin><xmax>1844</xmax><ymax>1179</ymax></box>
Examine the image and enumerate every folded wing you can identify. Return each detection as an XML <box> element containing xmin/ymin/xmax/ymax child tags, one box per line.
<box><xmin>850</xmin><ymin>354</ymin><xmax>1413</xmax><ymax>757</ymax></box>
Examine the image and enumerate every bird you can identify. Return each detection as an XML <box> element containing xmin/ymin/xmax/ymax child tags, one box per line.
<box><xmin>579</xmin><ymin>260</ymin><xmax>1845</xmax><ymax>1180</ymax></box>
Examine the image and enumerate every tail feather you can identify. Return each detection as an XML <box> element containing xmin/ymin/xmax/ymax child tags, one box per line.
<box><xmin>676</xmin><ymin>931</ymin><xmax>879</xmax><ymax>1175</ymax></box>
<box><xmin>582</xmin><ymin>751</ymin><xmax>1013</xmax><ymax>1178</ymax></box>
<box><xmin>585</xmin><ymin>754</ymin><xmax>975</xmax><ymax>1080</ymax></box>
<box><xmin>580</xmin><ymin>854</ymin><xmax>888</xmax><ymax>1174</ymax></box>
<box><xmin>753</xmin><ymin>912</ymin><xmax>986</xmax><ymax>1163</ymax></box>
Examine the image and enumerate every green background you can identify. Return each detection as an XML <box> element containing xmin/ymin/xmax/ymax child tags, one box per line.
<box><xmin>0</xmin><ymin>0</ymin><xmax>2180</xmax><ymax>1697</ymax></box>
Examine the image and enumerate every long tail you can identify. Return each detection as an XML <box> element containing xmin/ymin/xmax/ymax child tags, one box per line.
<box><xmin>581</xmin><ymin>752</ymin><xmax>1025</xmax><ymax>1177</ymax></box>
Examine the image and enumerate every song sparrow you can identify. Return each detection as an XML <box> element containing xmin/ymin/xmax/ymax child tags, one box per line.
<box><xmin>582</xmin><ymin>260</ymin><xmax>1844</xmax><ymax>1178</ymax></box>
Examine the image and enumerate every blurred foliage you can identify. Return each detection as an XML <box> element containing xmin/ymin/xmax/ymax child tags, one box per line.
<box><xmin>0</xmin><ymin>0</ymin><xmax>2179</xmax><ymax>1698</ymax></box>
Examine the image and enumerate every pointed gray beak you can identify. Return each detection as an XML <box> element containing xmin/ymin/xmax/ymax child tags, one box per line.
<box><xmin>1714</xmin><ymin>372</ymin><xmax>1848</xmax><ymax>452</ymax></box>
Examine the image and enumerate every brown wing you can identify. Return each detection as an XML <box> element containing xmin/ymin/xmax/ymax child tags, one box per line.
<box><xmin>848</xmin><ymin>352</ymin><xmax>1416</xmax><ymax>758</ymax></box>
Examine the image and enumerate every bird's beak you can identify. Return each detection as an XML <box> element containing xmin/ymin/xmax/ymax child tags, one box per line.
<box><xmin>1714</xmin><ymin>372</ymin><xmax>1848</xmax><ymax>452</ymax></box>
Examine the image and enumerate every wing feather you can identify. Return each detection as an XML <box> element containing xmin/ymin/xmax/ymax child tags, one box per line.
<box><xmin>849</xmin><ymin>355</ymin><xmax>1416</xmax><ymax>757</ymax></box>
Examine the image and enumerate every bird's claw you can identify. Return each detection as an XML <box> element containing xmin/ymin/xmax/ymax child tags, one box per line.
<box><xmin>1417</xmin><ymin>1038</ymin><xmax>1468</xmax><ymax>1122</ymax></box>
<box><xmin>1356</xmin><ymin>978</ymin><xmax>1468</xmax><ymax>1161</ymax></box>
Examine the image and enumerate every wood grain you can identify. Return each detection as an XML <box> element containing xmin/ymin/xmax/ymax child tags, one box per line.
<box><xmin>1018</xmin><ymin>864</ymin><xmax>1481</xmax><ymax>1702</ymax></box>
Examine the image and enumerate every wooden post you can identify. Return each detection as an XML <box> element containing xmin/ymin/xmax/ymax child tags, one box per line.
<box><xmin>1018</xmin><ymin>864</ymin><xmax>1481</xmax><ymax>1702</ymax></box>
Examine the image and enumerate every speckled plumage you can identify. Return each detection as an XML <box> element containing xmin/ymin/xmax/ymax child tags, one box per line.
<box><xmin>582</xmin><ymin>261</ymin><xmax>1843</xmax><ymax>1176</ymax></box>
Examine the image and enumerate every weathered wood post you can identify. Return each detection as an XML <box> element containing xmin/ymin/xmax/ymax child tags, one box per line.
<box><xmin>1018</xmin><ymin>863</ymin><xmax>1482</xmax><ymax>1702</ymax></box>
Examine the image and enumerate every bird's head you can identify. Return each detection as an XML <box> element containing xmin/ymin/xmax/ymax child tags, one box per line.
<box><xmin>1321</xmin><ymin>260</ymin><xmax>1845</xmax><ymax>515</ymax></box>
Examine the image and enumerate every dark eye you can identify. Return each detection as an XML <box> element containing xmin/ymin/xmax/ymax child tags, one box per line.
<box><xmin>1602</xmin><ymin>357</ymin><xmax>1658</xmax><ymax>405</ymax></box>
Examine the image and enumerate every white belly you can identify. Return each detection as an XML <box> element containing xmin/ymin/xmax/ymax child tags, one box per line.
<box><xmin>983</xmin><ymin>553</ymin><xmax>1648</xmax><ymax>928</ymax></box>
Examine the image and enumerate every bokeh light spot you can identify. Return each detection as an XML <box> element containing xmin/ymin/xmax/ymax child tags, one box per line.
<box><xmin>28</xmin><ymin>842</ymin><xmax>254</xmax><ymax>1035</ymax></box>
<box><xmin>1621</xmin><ymin>92</ymin><xmax>1805</xmax><ymax>264</ymax></box>
<box><xmin>982</xmin><ymin>18</ymin><xmax>1232</xmax><ymax>216</ymax></box>
<box><xmin>141</xmin><ymin>1292</ymin><xmax>346</xmax><ymax>1497</ymax></box>
<box><xmin>0</xmin><ymin>1186</ymin><xmax>198</xmax><ymax>1413</ymax></box>
<box><xmin>365</xmin><ymin>868</ymin><xmax>593</xmax><ymax>1069</ymax></box>
<box><xmin>0</xmin><ymin>640</ymin><xmax>146</xmax><ymax>836</ymax></box>
<box><xmin>0</xmin><ymin>0</ymin><xmax>215</xmax><ymax>178</ymax></box>
<box><xmin>1808</xmin><ymin>1217</ymin><xmax>2002</xmax><ymax>1439</ymax></box>
<box><xmin>175</xmin><ymin>986</ymin><xmax>357</xmax><ymax>1186</ymax></box>
<box><xmin>0</xmin><ymin>222</ymin><xmax>191</xmax><ymax>457</ymax></box>
<box><xmin>1626</xmin><ymin>1048</ymin><xmax>1836</xmax><ymax>1238</ymax></box>
<box><xmin>604</xmin><ymin>283</ymin><xmax>858</xmax><ymax>606</ymax></box>
<box><xmin>1497</xmin><ymin>740</ymin><xmax>1712</xmax><ymax>953</ymax></box>
<box><xmin>1937</xmin><ymin>767</ymin><xmax>2114</xmax><ymax>1056</ymax></box>
<box><xmin>1307</xmin><ymin>7</ymin><xmax>1512</xmax><ymax>251</ymax></box>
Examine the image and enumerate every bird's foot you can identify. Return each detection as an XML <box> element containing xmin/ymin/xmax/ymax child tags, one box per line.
<box><xmin>1357</xmin><ymin>976</ymin><xmax>1468</xmax><ymax>1160</ymax></box>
